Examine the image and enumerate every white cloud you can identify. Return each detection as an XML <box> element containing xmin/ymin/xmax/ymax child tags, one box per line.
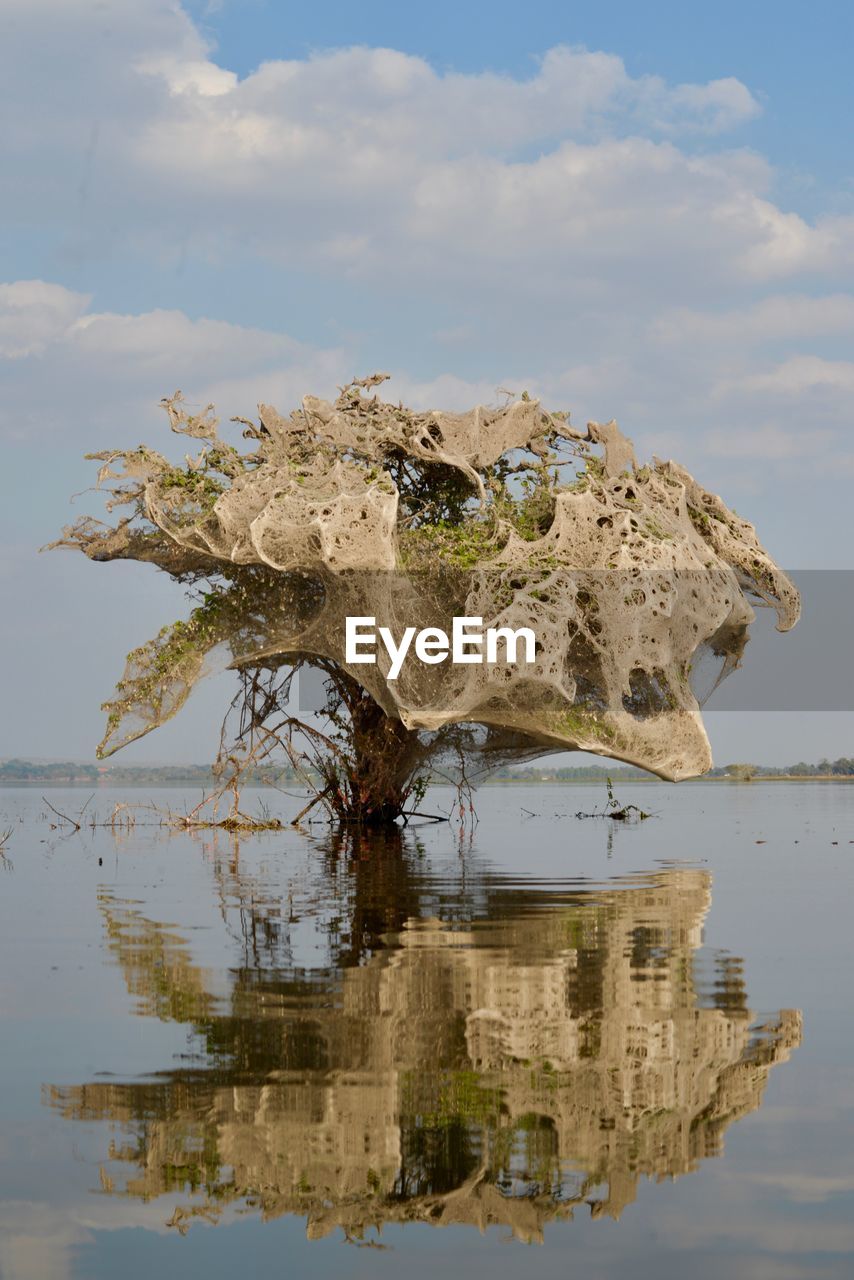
<box><xmin>381</xmin><ymin>371</ymin><xmax>508</xmax><ymax>413</ymax></box>
<box><xmin>658</xmin><ymin>76</ymin><xmax>761</xmax><ymax>133</ymax></box>
<box><xmin>0</xmin><ymin>1201</ymin><xmax>90</xmax><ymax>1280</ymax></box>
<box><xmin>154</xmin><ymin>43</ymin><xmax>758</xmax><ymax>160</ymax></box>
<box><xmin>0</xmin><ymin>283</ymin><xmax>348</xmax><ymax>445</ymax></box>
<box><xmin>703</xmin><ymin>423</ymin><xmax>835</xmax><ymax>459</ymax></box>
<box><xmin>5</xmin><ymin>4</ymin><xmax>847</xmax><ymax>303</ymax></box>
<box><xmin>734</xmin><ymin>1172</ymin><xmax>854</xmax><ymax>1204</ymax></box>
<box><xmin>725</xmin><ymin>355</ymin><xmax>854</xmax><ymax>396</ymax></box>
<box><xmin>2</xmin><ymin>277</ymin><xmax>846</xmax><ymax>497</ymax></box>
<box><xmin>118</xmin><ymin>65</ymin><xmax>774</xmax><ymax>292</ymax></box>
<box><xmin>137</xmin><ymin>55</ymin><xmax>238</xmax><ymax>97</ymax></box>
<box><xmin>737</xmin><ymin>202</ymin><xmax>854</xmax><ymax>278</ymax></box>
<box><xmin>0</xmin><ymin>281</ymin><xmax>91</xmax><ymax>358</ymax></box>
<box><xmin>654</xmin><ymin>294</ymin><xmax>854</xmax><ymax>347</ymax></box>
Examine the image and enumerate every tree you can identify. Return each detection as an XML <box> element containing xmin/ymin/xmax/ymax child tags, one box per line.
<box><xmin>48</xmin><ymin>376</ymin><xmax>799</xmax><ymax>825</ymax></box>
<box><xmin>724</xmin><ymin>763</ymin><xmax>759</xmax><ymax>782</ymax></box>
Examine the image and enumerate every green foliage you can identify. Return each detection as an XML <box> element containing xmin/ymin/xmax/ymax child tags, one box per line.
<box><xmin>159</xmin><ymin>467</ymin><xmax>225</xmax><ymax>508</ymax></box>
<box><xmin>386</xmin><ymin>456</ymin><xmax>478</xmax><ymax>526</ymax></box>
<box><xmin>642</xmin><ymin>515</ymin><xmax>673</xmax><ymax>542</ymax></box>
<box><xmin>100</xmin><ymin>592</ymin><xmax>229</xmax><ymax>756</ymax></box>
<box><xmin>493</xmin><ymin>469</ymin><xmax>558</xmax><ymax>541</ymax></box>
<box><xmin>400</xmin><ymin>1069</ymin><xmax>503</xmax><ymax>1128</ymax></box>
<box><xmin>398</xmin><ymin>446</ymin><xmax>596</xmax><ymax>567</ymax></box>
<box><xmin>553</xmin><ymin>705</ymin><xmax>619</xmax><ymax>745</ymax></box>
<box><xmin>399</xmin><ymin>517</ymin><xmax>498</xmax><ymax>569</ymax></box>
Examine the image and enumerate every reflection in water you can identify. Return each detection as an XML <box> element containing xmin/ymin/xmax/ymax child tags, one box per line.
<box><xmin>45</xmin><ymin>830</ymin><xmax>801</xmax><ymax>1245</ymax></box>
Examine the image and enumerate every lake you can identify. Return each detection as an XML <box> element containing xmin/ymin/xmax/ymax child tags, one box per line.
<box><xmin>0</xmin><ymin>781</ymin><xmax>852</xmax><ymax>1278</ymax></box>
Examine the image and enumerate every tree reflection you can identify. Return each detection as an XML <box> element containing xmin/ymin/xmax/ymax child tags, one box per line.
<box><xmin>45</xmin><ymin>829</ymin><xmax>801</xmax><ymax>1244</ymax></box>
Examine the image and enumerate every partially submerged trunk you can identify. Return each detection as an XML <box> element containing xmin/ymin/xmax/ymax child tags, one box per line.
<box><xmin>331</xmin><ymin>694</ymin><xmax>424</xmax><ymax>826</ymax></box>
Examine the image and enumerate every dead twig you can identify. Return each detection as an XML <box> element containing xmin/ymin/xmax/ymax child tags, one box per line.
<box><xmin>291</xmin><ymin>785</ymin><xmax>333</xmax><ymax>826</ymax></box>
<box><xmin>574</xmin><ymin>777</ymin><xmax>650</xmax><ymax>822</ymax></box>
<box><xmin>42</xmin><ymin>797</ymin><xmax>82</xmax><ymax>831</ymax></box>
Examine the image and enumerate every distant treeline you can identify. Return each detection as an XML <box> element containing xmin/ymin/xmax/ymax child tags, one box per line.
<box><xmin>497</xmin><ymin>759</ymin><xmax>854</xmax><ymax>781</ymax></box>
<box><xmin>490</xmin><ymin>764</ymin><xmax>650</xmax><ymax>780</ymax></box>
<box><xmin>711</xmin><ymin>758</ymin><xmax>854</xmax><ymax>778</ymax></box>
<box><xmin>2</xmin><ymin>757</ymin><xmax>854</xmax><ymax>784</ymax></box>
<box><xmin>0</xmin><ymin>759</ymin><xmax>300</xmax><ymax>784</ymax></box>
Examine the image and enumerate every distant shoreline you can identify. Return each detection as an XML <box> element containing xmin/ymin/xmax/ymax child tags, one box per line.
<box><xmin>2</xmin><ymin>774</ymin><xmax>853</xmax><ymax>787</ymax></box>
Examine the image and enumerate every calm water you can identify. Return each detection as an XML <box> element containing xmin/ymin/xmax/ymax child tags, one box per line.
<box><xmin>0</xmin><ymin>781</ymin><xmax>852</xmax><ymax>1279</ymax></box>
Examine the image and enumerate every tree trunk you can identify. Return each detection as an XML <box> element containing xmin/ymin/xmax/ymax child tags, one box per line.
<box><xmin>343</xmin><ymin>695</ymin><xmax>423</xmax><ymax>826</ymax></box>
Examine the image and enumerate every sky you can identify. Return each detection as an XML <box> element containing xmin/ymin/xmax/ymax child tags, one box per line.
<box><xmin>1</xmin><ymin>0</ymin><xmax>853</xmax><ymax>766</ymax></box>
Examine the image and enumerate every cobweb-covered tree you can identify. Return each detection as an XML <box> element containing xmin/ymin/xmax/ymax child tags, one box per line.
<box><xmin>49</xmin><ymin>375</ymin><xmax>799</xmax><ymax>825</ymax></box>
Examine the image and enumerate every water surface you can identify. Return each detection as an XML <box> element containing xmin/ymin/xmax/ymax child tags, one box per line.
<box><xmin>0</xmin><ymin>781</ymin><xmax>851</xmax><ymax>1278</ymax></box>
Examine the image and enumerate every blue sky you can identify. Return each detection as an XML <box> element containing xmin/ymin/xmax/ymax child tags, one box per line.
<box><xmin>185</xmin><ymin>0</ymin><xmax>854</xmax><ymax>202</ymax></box>
<box><xmin>2</xmin><ymin>0</ymin><xmax>853</xmax><ymax>764</ymax></box>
